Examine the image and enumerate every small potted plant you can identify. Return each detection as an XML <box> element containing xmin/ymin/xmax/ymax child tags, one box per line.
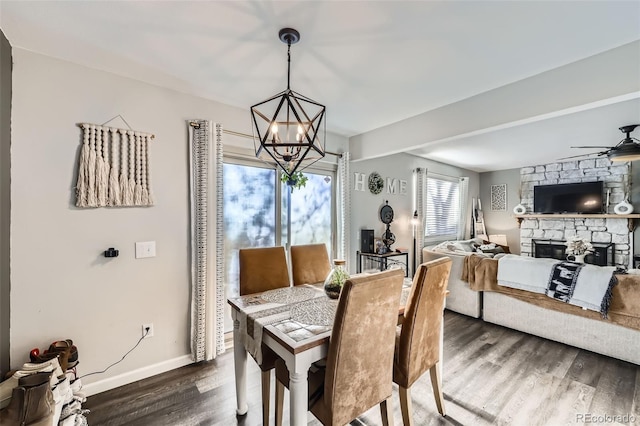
<box><xmin>281</xmin><ymin>171</ymin><xmax>308</xmax><ymax>191</ymax></box>
<box><xmin>565</xmin><ymin>237</ymin><xmax>594</xmax><ymax>263</ymax></box>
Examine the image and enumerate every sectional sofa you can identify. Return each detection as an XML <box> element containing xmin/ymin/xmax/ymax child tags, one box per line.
<box><xmin>423</xmin><ymin>244</ymin><xmax>640</xmax><ymax>365</ymax></box>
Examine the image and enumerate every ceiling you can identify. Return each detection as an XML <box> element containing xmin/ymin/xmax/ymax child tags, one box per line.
<box><xmin>1</xmin><ymin>1</ymin><xmax>639</xmax><ymax>172</ymax></box>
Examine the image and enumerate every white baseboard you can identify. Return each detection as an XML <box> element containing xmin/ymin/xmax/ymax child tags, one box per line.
<box><xmin>82</xmin><ymin>354</ymin><xmax>193</xmax><ymax>397</ymax></box>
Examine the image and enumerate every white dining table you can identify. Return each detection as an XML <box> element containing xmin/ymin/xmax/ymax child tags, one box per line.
<box><xmin>227</xmin><ymin>281</ymin><xmax>415</xmax><ymax>425</ymax></box>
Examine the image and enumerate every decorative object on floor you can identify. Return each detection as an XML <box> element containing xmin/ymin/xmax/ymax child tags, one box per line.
<box><xmin>280</xmin><ymin>170</ymin><xmax>308</xmax><ymax>191</ymax></box>
<box><xmin>251</xmin><ymin>28</ymin><xmax>325</xmax><ymax>178</ymax></box>
<box><xmin>472</xmin><ymin>198</ymin><xmax>487</xmax><ymax>239</ymax></box>
<box><xmin>513</xmin><ymin>203</ymin><xmax>526</xmax><ymax>214</ymax></box>
<box><xmin>75</xmin><ymin>118</ymin><xmax>154</xmax><ymax>208</ymax></box>
<box><xmin>379</xmin><ymin>200</ymin><xmax>395</xmax><ymax>253</ymax></box>
<box><xmin>368</xmin><ymin>171</ymin><xmax>384</xmax><ymax>194</ymax></box>
<box><xmin>324</xmin><ymin>259</ymin><xmax>349</xmax><ymax>299</ymax></box>
<box><xmin>564</xmin><ymin>124</ymin><xmax>640</xmax><ymax>162</ymax></box>
<box><xmin>614</xmin><ymin>196</ymin><xmax>634</xmax><ymax>214</ymax></box>
<box><xmin>490</xmin><ymin>184</ymin><xmax>507</xmax><ymax>211</ymax></box>
<box><xmin>565</xmin><ymin>237</ymin><xmax>594</xmax><ymax>262</ymax></box>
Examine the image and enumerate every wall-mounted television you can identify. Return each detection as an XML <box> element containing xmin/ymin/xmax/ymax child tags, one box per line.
<box><xmin>533</xmin><ymin>181</ymin><xmax>604</xmax><ymax>214</ymax></box>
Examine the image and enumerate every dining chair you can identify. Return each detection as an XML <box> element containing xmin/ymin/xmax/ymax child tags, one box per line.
<box><xmin>394</xmin><ymin>257</ymin><xmax>452</xmax><ymax>424</ymax></box>
<box><xmin>290</xmin><ymin>243</ymin><xmax>331</xmax><ymax>285</ymax></box>
<box><xmin>238</xmin><ymin>246</ymin><xmax>291</xmax><ymax>426</ymax></box>
<box><xmin>274</xmin><ymin>268</ymin><xmax>405</xmax><ymax>426</ymax></box>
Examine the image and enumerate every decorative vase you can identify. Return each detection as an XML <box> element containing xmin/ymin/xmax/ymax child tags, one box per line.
<box><xmin>513</xmin><ymin>204</ymin><xmax>526</xmax><ymax>215</ymax></box>
<box><xmin>324</xmin><ymin>259</ymin><xmax>349</xmax><ymax>299</ymax></box>
<box><xmin>567</xmin><ymin>253</ymin><xmax>586</xmax><ymax>263</ymax></box>
<box><xmin>614</xmin><ymin>198</ymin><xmax>634</xmax><ymax>215</ymax></box>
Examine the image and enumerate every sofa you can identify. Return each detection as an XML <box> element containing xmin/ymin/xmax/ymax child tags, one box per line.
<box><xmin>422</xmin><ymin>238</ymin><xmax>500</xmax><ymax>318</ymax></box>
<box><xmin>458</xmin><ymin>253</ymin><xmax>640</xmax><ymax>365</ymax></box>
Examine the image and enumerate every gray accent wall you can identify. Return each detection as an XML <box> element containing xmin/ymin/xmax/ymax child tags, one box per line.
<box><xmin>479</xmin><ymin>169</ymin><xmax>521</xmax><ymax>254</ymax></box>
<box><xmin>350</xmin><ymin>154</ymin><xmax>479</xmax><ymax>274</ymax></box>
<box><xmin>0</xmin><ymin>29</ymin><xmax>11</xmax><ymax>378</ymax></box>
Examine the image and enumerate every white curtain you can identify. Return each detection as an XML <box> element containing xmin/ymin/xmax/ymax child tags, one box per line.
<box><xmin>413</xmin><ymin>168</ymin><xmax>427</xmax><ymax>266</ymax></box>
<box><xmin>458</xmin><ymin>176</ymin><xmax>470</xmax><ymax>240</ymax></box>
<box><xmin>188</xmin><ymin>120</ymin><xmax>225</xmax><ymax>362</ymax></box>
<box><xmin>337</xmin><ymin>152</ymin><xmax>351</xmax><ymax>263</ymax></box>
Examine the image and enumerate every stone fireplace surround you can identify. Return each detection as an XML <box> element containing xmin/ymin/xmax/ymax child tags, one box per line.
<box><xmin>518</xmin><ymin>158</ymin><xmax>631</xmax><ymax>266</ymax></box>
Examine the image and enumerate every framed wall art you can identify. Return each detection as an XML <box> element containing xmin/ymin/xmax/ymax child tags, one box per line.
<box><xmin>490</xmin><ymin>184</ymin><xmax>507</xmax><ymax>211</ymax></box>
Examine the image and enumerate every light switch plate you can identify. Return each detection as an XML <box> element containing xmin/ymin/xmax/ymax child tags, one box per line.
<box><xmin>135</xmin><ymin>241</ymin><xmax>156</xmax><ymax>259</ymax></box>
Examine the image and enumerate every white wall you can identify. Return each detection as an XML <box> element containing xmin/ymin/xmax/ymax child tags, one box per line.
<box><xmin>479</xmin><ymin>169</ymin><xmax>521</xmax><ymax>254</ymax></box>
<box><xmin>8</xmin><ymin>49</ymin><xmax>347</xmax><ymax>393</ymax></box>
<box><xmin>349</xmin><ymin>40</ymin><xmax>640</xmax><ymax>161</ymax></box>
<box><xmin>349</xmin><ymin>154</ymin><xmax>479</xmax><ymax>275</ymax></box>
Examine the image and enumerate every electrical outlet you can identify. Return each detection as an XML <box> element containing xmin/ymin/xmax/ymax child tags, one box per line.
<box><xmin>142</xmin><ymin>323</ymin><xmax>154</xmax><ymax>338</ymax></box>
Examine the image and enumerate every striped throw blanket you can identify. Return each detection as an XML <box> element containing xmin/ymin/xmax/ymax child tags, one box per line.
<box><xmin>497</xmin><ymin>254</ymin><xmax>617</xmax><ymax>317</ymax></box>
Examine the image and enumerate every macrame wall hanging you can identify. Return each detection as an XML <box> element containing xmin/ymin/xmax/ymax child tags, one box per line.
<box><xmin>75</xmin><ymin>120</ymin><xmax>155</xmax><ymax>208</ymax></box>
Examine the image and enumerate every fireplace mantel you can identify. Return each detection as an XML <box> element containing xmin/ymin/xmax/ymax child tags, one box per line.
<box><xmin>514</xmin><ymin>213</ymin><xmax>640</xmax><ymax>232</ymax></box>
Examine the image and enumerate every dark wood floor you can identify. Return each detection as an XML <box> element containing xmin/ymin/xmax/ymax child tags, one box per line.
<box><xmin>85</xmin><ymin>311</ymin><xmax>640</xmax><ymax>425</ymax></box>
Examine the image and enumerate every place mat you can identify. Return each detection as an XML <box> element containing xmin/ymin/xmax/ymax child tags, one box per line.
<box><xmin>260</xmin><ymin>286</ymin><xmax>317</xmax><ymax>304</ymax></box>
<box><xmin>290</xmin><ymin>297</ymin><xmax>339</xmax><ymax>326</ymax></box>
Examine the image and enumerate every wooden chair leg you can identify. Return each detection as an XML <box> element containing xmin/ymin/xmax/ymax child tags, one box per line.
<box><xmin>398</xmin><ymin>386</ymin><xmax>413</xmax><ymax>426</ymax></box>
<box><xmin>275</xmin><ymin>380</ymin><xmax>285</xmax><ymax>426</ymax></box>
<box><xmin>261</xmin><ymin>370</ymin><xmax>271</xmax><ymax>426</ymax></box>
<box><xmin>429</xmin><ymin>362</ymin><xmax>446</xmax><ymax>416</ymax></box>
<box><xmin>380</xmin><ymin>396</ymin><xmax>394</xmax><ymax>426</ymax></box>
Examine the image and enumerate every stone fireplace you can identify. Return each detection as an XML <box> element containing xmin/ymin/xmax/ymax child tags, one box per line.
<box><xmin>518</xmin><ymin>158</ymin><xmax>631</xmax><ymax>266</ymax></box>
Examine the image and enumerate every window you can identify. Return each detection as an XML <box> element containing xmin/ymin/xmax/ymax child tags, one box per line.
<box><xmin>282</xmin><ymin>172</ymin><xmax>333</xmax><ymax>250</ymax></box>
<box><xmin>425</xmin><ymin>175</ymin><xmax>460</xmax><ymax>242</ymax></box>
<box><xmin>222</xmin><ymin>159</ymin><xmax>335</xmax><ymax>332</ymax></box>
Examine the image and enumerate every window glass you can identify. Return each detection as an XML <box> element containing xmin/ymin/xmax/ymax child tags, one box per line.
<box><xmin>222</xmin><ymin>163</ymin><xmax>276</xmax><ymax>331</ymax></box>
<box><xmin>282</xmin><ymin>172</ymin><xmax>333</xmax><ymax>254</ymax></box>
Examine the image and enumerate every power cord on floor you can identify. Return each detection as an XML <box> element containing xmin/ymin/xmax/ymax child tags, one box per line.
<box><xmin>79</xmin><ymin>328</ymin><xmax>150</xmax><ymax>379</ymax></box>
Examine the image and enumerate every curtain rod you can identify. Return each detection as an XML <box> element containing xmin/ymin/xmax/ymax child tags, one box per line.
<box><xmin>189</xmin><ymin>122</ymin><xmax>342</xmax><ymax>158</ymax></box>
<box><xmin>426</xmin><ymin>170</ymin><xmax>465</xmax><ymax>180</ymax></box>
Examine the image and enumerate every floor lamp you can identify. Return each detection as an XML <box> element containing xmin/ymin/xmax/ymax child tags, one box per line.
<box><xmin>411</xmin><ymin>210</ymin><xmax>419</xmax><ymax>276</ymax></box>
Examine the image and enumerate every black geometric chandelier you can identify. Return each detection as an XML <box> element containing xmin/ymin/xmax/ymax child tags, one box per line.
<box><xmin>251</xmin><ymin>28</ymin><xmax>326</xmax><ymax>178</ymax></box>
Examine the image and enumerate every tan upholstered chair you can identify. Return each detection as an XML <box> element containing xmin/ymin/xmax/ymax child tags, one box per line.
<box><xmin>394</xmin><ymin>257</ymin><xmax>452</xmax><ymax>424</ymax></box>
<box><xmin>274</xmin><ymin>269</ymin><xmax>405</xmax><ymax>426</ymax></box>
<box><xmin>238</xmin><ymin>246</ymin><xmax>291</xmax><ymax>426</ymax></box>
<box><xmin>290</xmin><ymin>243</ymin><xmax>331</xmax><ymax>286</ymax></box>
<box><xmin>239</xmin><ymin>246</ymin><xmax>291</xmax><ymax>296</ymax></box>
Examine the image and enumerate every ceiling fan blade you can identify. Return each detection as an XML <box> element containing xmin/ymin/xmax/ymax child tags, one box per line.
<box><xmin>570</xmin><ymin>146</ymin><xmax>613</xmax><ymax>149</ymax></box>
<box><xmin>557</xmin><ymin>151</ymin><xmax>607</xmax><ymax>161</ymax></box>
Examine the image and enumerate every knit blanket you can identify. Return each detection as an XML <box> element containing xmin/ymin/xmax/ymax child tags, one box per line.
<box><xmin>497</xmin><ymin>255</ymin><xmax>617</xmax><ymax>317</ymax></box>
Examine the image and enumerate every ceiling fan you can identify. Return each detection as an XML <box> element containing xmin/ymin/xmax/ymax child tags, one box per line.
<box><xmin>561</xmin><ymin>124</ymin><xmax>640</xmax><ymax>162</ymax></box>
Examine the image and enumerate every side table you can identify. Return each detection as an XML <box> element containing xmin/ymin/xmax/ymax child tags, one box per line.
<box><xmin>356</xmin><ymin>251</ymin><xmax>409</xmax><ymax>277</ymax></box>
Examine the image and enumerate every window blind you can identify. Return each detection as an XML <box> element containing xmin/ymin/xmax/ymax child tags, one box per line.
<box><xmin>426</xmin><ymin>176</ymin><xmax>460</xmax><ymax>240</ymax></box>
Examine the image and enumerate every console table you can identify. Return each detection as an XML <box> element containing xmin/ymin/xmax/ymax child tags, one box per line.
<box><xmin>356</xmin><ymin>251</ymin><xmax>409</xmax><ymax>277</ymax></box>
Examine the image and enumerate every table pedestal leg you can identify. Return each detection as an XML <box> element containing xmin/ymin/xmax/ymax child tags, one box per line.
<box><xmin>233</xmin><ymin>319</ymin><xmax>248</xmax><ymax>416</ymax></box>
